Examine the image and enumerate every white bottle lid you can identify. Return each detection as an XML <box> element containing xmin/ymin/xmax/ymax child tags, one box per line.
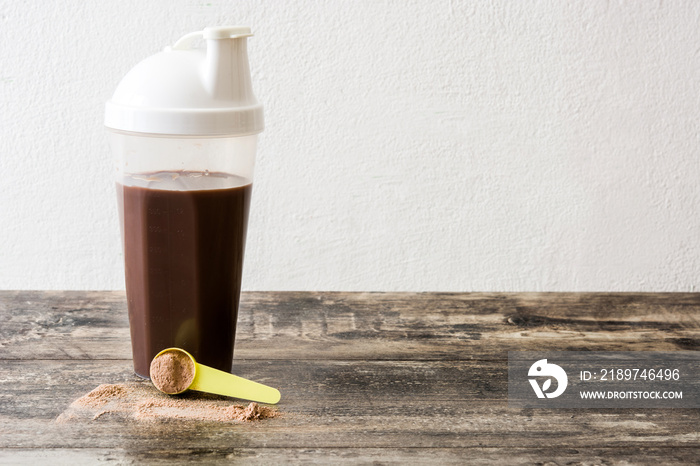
<box><xmin>105</xmin><ymin>26</ymin><xmax>263</xmax><ymax>136</ymax></box>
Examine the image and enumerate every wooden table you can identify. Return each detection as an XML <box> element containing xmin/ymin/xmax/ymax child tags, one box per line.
<box><xmin>1</xmin><ymin>291</ymin><xmax>698</xmax><ymax>464</ymax></box>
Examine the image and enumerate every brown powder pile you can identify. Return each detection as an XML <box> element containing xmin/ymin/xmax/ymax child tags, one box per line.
<box><xmin>56</xmin><ymin>382</ymin><xmax>280</xmax><ymax>423</ymax></box>
<box><xmin>150</xmin><ymin>350</ymin><xmax>195</xmax><ymax>394</ymax></box>
<box><xmin>74</xmin><ymin>383</ymin><xmax>129</xmax><ymax>408</ymax></box>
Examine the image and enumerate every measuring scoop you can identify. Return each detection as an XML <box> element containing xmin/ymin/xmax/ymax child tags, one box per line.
<box><xmin>149</xmin><ymin>347</ymin><xmax>281</xmax><ymax>404</ymax></box>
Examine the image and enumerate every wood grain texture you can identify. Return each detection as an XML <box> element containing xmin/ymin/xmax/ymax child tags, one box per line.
<box><xmin>1</xmin><ymin>291</ymin><xmax>698</xmax><ymax>360</ymax></box>
<box><xmin>3</xmin><ymin>447</ymin><xmax>700</xmax><ymax>465</ymax></box>
<box><xmin>0</xmin><ymin>291</ymin><xmax>698</xmax><ymax>464</ymax></box>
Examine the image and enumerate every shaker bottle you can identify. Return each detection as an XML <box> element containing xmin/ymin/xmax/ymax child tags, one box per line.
<box><xmin>105</xmin><ymin>26</ymin><xmax>263</xmax><ymax>378</ymax></box>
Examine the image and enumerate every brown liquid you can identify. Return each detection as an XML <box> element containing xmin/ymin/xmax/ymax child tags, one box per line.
<box><xmin>117</xmin><ymin>171</ymin><xmax>252</xmax><ymax>378</ymax></box>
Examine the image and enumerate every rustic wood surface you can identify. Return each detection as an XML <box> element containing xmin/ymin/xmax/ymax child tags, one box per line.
<box><xmin>0</xmin><ymin>291</ymin><xmax>698</xmax><ymax>464</ymax></box>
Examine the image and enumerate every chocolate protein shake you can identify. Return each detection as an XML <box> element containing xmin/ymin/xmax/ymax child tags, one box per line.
<box><xmin>117</xmin><ymin>171</ymin><xmax>252</xmax><ymax>377</ymax></box>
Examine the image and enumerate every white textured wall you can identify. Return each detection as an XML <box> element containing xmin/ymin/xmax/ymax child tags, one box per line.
<box><xmin>1</xmin><ymin>0</ymin><xmax>699</xmax><ymax>291</ymax></box>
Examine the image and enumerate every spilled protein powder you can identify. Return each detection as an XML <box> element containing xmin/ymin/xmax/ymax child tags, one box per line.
<box><xmin>56</xmin><ymin>383</ymin><xmax>279</xmax><ymax>423</ymax></box>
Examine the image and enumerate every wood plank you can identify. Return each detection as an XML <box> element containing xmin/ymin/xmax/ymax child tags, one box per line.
<box><xmin>3</xmin><ymin>447</ymin><xmax>700</xmax><ymax>465</ymax></box>
<box><xmin>2</xmin><ymin>404</ymin><xmax>699</xmax><ymax>450</ymax></box>
<box><xmin>1</xmin><ymin>291</ymin><xmax>698</xmax><ymax>361</ymax></box>
<box><xmin>0</xmin><ymin>360</ymin><xmax>698</xmax><ymax>450</ymax></box>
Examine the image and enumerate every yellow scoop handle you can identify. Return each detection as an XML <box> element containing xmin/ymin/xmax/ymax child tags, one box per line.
<box><xmin>152</xmin><ymin>348</ymin><xmax>281</xmax><ymax>404</ymax></box>
<box><xmin>190</xmin><ymin>362</ymin><xmax>281</xmax><ymax>404</ymax></box>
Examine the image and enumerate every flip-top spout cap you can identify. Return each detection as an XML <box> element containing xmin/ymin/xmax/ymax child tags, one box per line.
<box><xmin>105</xmin><ymin>26</ymin><xmax>263</xmax><ymax>136</ymax></box>
<box><xmin>172</xmin><ymin>26</ymin><xmax>253</xmax><ymax>50</ymax></box>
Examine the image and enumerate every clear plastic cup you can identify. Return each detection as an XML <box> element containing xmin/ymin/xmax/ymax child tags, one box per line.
<box><xmin>111</xmin><ymin>131</ymin><xmax>257</xmax><ymax>377</ymax></box>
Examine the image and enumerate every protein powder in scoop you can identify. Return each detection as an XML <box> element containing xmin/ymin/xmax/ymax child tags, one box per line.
<box><xmin>150</xmin><ymin>347</ymin><xmax>196</xmax><ymax>394</ymax></box>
